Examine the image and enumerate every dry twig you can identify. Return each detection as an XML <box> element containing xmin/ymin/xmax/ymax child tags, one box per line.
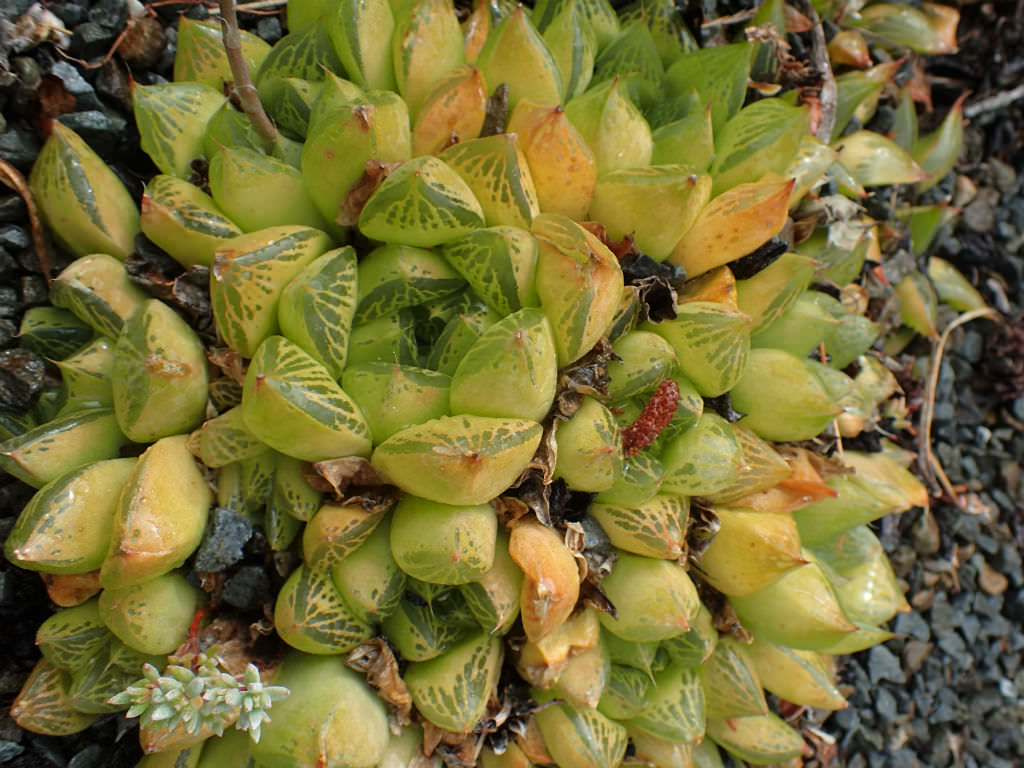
<box><xmin>218</xmin><ymin>0</ymin><xmax>277</xmax><ymax>144</ymax></box>
<box><xmin>0</xmin><ymin>158</ymin><xmax>52</xmax><ymax>284</ymax></box>
<box><xmin>918</xmin><ymin>307</ymin><xmax>999</xmax><ymax>505</ymax></box>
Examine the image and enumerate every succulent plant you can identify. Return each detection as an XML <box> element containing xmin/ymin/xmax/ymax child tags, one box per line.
<box><xmin>2</xmin><ymin>0</ymin><xmax>980</xmax><ymax>764</ymax></box>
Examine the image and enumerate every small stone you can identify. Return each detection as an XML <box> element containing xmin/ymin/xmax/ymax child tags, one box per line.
<box><xmin>88</xmin><ymin>0</ymin><xmax>127</xmax><ymax>30</ymax></box>
<box><xmin>874</xmin><ymin>687</ymin><xmax>897</xmax><ymax>722</ymax></box>
<box><xmin>929</xmin><ymin>591</ymin><xmax>955</xmax><ymax>632</ymax></box>
<box><xmin>999</xmin><ymin>677</ymin><xmax>1017</xmax><ymax>699</ymax></box>
<box><xmin>990</xmin><ymin>158</ymin><xmax>1017</xmax><ymax>194</ymax></box>
<box><xmin>49</xmin><ymin>60</ymin><xmax>102</xmax><ymax>111</ymax></box>
<box><xmin>221</xmin><ymin>565</ymin><xmax>271</xmax><ymax>611</ymax></box>
<box><xmin>911</xmin><ymin>507</ymin><xmax>941</xmax><ymax>555</ymax></box>
<box><xmin>868</xmin><ymin>644</ymin><xmax>906</xmax><ymax>684</ymax></box>
<box><xmin>56</xmin><ymin>110</ymin><xmax>127</xmax><ymax>161</ymax></box>
<box><xmin>71</xmin><ymin>21</ymin><xmax>115</xmax><ymax>60</ymax></box>
<box><xmin>193</xmin><ymin>508</ymin><xmax>254</xmax><ymax>572</ymax></box>
<box><xmin>19</xmin><ymin>275</ymin><xmax>47</xmax><ymax>308</ymax></box>
<box><xmin>980</xmin><ymin>562</ymin><xmax>1010</xmax><ymax>595</ymax></box>
<box><xmin>0</xmin><ymin>196</ymin><xmax>27</xmax><ymax>224</ymax></box>
<box><xmin>116</xmin><ymin>14</ymin><xmax>167</xmax><ymax>69</ymax></box>
<box><xmin>963</xmin><ymin>198</ymin><xmax>996</xmax><ymax>233</ymax></box>
<box><xmin>937</xmin><ymin>629</ymin><xmax>966</xmax><ymax>656</ymax></box>
<box><xmin>903</xmin><ymin>640</ymin><xmax>933</xmax><ymax>675</ymax></box>
<box><xmin>256</xmin><ymin>16</ymin><xmax>283</xmax><ymax>44</ymax></box>
<box><xmin>0</xmin><ymin>741</ymin><xmax>25</xmax><ymax>761</ymax></box>
<box><xmin>0</xmin><ymin>225</ymin><xmax>30</xmax><ymax>251</ymax></box>
<box><xmin>894</xmin><ymin>610</ymin><xmax>931</xmax><ymax>641</ymax></box>
<box><xmin>0</xmin><ymin>348</ymin><xmax>44</xmax><ymax>411</ymax></box>
<box><xmin>49</xmin><ymin>1</ymin><xmax>88</xmax><ymax>27</ymax></box>
<box><xmin>930</xmin><ymin>687</ymin><xmax>961</xmax><ymax>723</ymax></box>
<box><xmin>0</xmin><ymin>128</ymin><xmax>40</xmax><ymax>172</ymax></box>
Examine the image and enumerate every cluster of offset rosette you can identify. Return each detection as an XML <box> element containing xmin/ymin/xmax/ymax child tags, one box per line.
<box><xmin>0</xmin><ymin>0</ymin><xmax>985</xmax><ymax>765</ymax></box>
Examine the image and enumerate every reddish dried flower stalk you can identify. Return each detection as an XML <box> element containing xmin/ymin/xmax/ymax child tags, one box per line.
<box><xmin>622</xmin><ymin>378</ymin><xmax>680</xmax><ymax>457</ymax></box>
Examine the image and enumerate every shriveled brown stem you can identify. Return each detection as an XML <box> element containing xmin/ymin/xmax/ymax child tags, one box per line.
<box><xmin>918</xmin><ymin>307</ymin><xmax>998</xmax><ymax>505</ymax></box>
<box><xmin>0</xmin><ymin>158</ymin><xmax>52</xmax><ymax>284</ymax></box>
<box><xmin>218</xmin><ymin>0</ymin><xmax>277</xmax><ymax>144</ymax></box>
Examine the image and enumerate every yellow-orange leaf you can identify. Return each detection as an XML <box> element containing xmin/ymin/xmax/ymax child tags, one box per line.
<box><xmin>668</xmin><ymin>177</ymin><xmax>794</xmax><ymax>278</ymax></box>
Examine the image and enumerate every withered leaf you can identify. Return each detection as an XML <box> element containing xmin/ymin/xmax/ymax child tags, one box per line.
<box><xmin>686</xmin><ymin>503</ymin><xmax>720</xmax><ymax>561</ymax></box>
<box><xmin>207</xmin><ymin>347</ymin><xmax>248</xmax><ymax>385</ymax></box>
<box><xmin>337</xmin><ymin>160</ymin><xmax>403</xmax><ymax>227</ymax></box>
<box><xmin>726</xmin><ymin>236</ymin><xmax>789</xmax><ymax>280</ymax></box>
<box><xmin>309</xmin><ymin>456</ymin><xmax>389</xmax><ymax>498</ymax></box>
<box><xmin>480</xmin><ymin>83</ymin><xmax>510</xmax><ymax>138</ymax></box>
<box><xmin>555</xmin><ymin>338</ymin><xmax>616</xmax><ymax>418</ymax></box>
<box><xmin>346</xmin><ymin>638</ymin><xmax>413</xmax><ymax>725</ymax></box>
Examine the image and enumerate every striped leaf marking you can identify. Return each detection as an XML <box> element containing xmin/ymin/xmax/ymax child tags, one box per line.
<box><xmin>329</xmin><ymin>0</ymin><xmax>396</xmax><ymax>90</ymax></box>
<box><xmin>647</xmin><ymin>301</ymin><xmax>751</xmax><ymax>397</ymax></box>
<box><xmin>341</xmin><ymin>362</ymin><xmax>451</xmax><ymax>444</ymax></box>
<box><xmin>735</xmin><ymin>251</ymin><xmax>817</xmax><ymax>334</ymax></box>
<box><xmin>392</xmin><ymin>0</ymin><xmax>464</xmax><ymax>116</ymax></box>
<box><xmin>660</xmin><ymin>412</ymin><xmax>742</xmax><ymax>497</ymax></box>
<box><xmin>330</xmin><ymin>517</ymin><xmax>406</xmax><ymax>622</ymax></box>
<box><xmin>244</xmin><ymin>336</ymin><xmax>372</xmax><ymax>461</ymax></box>
<box><xmin>540</xmin><ymin>0</ymin><xmax>595</xmax><ymax>100</ymax></box>
<box><xmin>11</xmin><ymin>659</ymin><xmax>98</xmax><ymax>736</ymax></box>
<box><xmin>706</xmin><ymin>713</ymin><xmax>806</xmax><ymax>765</ymax></box>
<box><xmin>174</xmin><ymin>17</ymin><xmax>270</xmax><ymax>88</ymax></box>
<box><xmin>98</xmin><ymin>572</ymin><xmax>201</xmax><ymax>655</ymax></box>
<box><xmin>132</xmin><ymin>81</ymin><xmax>224</xmax><ymax>177</ymax></box>
<box><xmin>705</xmin><ymin>424</ymin><xmax>792</xmax><ymax>504</ymax></box>
<box><xmin>594</xmin><ymin>450</ymin><xmax>665</xmax><ymax>506</ymax></box>
<box><xmin>18</xmin><ymin>307</ymin><xmax>93</xmax><ymax>361</ymax></box>
<box><xmin>593</xmin><ymin>22</ymin><xmax>664</xmax><ymax>105</ymax></box>
<box><xmin>598</xmin><ymin>664</ymin><xmax>652</xmax><ymax>720</ymax></box>
<box><xmin>425</xmin><ymin>301</ymin><xmax>500</xmax><ymax>375</ymax></box>
<box><xmin>302</xmin><ymin>501</ymin><xmax>384</xmax><ymax>570</ymax></box>
<box><xmin>459</xmin><ymin>529</ymin><xmax>522</xmax><ymax>634</ymax></box>
<box><xmin>270</xmin><ymin>454</ymin><xmax>321</xmax><ymax>523</ymax></box>
<box><xmin>255</xmin><ymin>23</ymin><xmax>343</xmax><ymax>86</ymax></box>
<box><xmin>356</xmin><ymin>244</ymin><xmax>465</xmax><ymax>323</ymax></box>
<box><xmin>140</xmin><ymin>175</ymin><xmax>242</xmax><ymax>269</ymax></box>
<box><xmin>661</xmin><ymin>604</ymin><xmax>717</xmax><ymax>667</ymax></box>
<box><xmin>442</xmin><ymin>226</ymin><xmax>539</xmax><ymax>317</ymax></box>
<box><xmin>703</xmin><ymin>637</ymin><xmax>769</xmax><ymax>719</ymax></box>
<box><xmin>4</xmin><ymin>458</ymin><xmax>134</xmax><ymax>573</ymax></box>
<box><xmin>628</xmin><ymin>663</ymin><xmax>705</xmax><ymax>742</ymax></box>
<box><xmin>28</xmin><ymin>123</ymin><xmax>140</xmax><ymax>260</ymax></box>
<box><xmin>0</xmin><ymin>409</ymin><xmax>124</xmax><ymax>489</ymax></box>
<box><xmin>68</xmin><ymin>644</ymin><xmax>135</xmax><ymax>714</ymax></box>
<box><xmin>450</xmin><ymin>308</ymin><xmax>558</xmax><ymax>423</ymax></box>
<box><xmin>536</xmin><ymin>698</ymin><xmax>629</xmax><ymax>768</ymax></box>
<box><xmin>360</xmin><ymin>157</ymin><xmax>485</xmax><ymax>248</ymax></box>
<box><xmin>598</xmin><ymin>552</ymin><xmax>699</xmax><ymax>643</ymax></box>
<box><xmin>372</xmin><ymin>415</ymin><xmax>542</xmax><ymax>505</ymax></box>
<box><xmin>441</xmin><ymin>134</ymin><xmax>540</xmax><ymax>230</ymax></box>
<box><xmin>347</xmin><ymin>310</ymin><xmax>421</xmax><ymax>368</ymax></box>
<box><xmin>533</xmin><ymin>213</ymin><xmax>624</xmax><ymax>366</ymax></box>
<box><xmin>589</xmin><ymin>494</ymin><xmax>689</xmax><ymax>560</ymax></box>
<box><xmin>390</xmin><ymin>496</ymin><xmax>497</xmax><ymax>586</ymax></box>
<box><xmin>55</xmin><ymin>338</ymin><xmax>114</xmax><ymax>412</ymax></box>
<box><xmin>264</xmin><ymin>502</ymin><xmax>303</xmax><ymax>551</ymax></box>
<box><xmin>274</xmin><ymin>564</ymin><xmax>374</xmax><ymax>654</ymax></box>
<box><xmin>475</xmin><ymin>7</ymin><xmax>563</xmax><ymax>108</ymax></box>
<box><xmin>188</xmin><ymin>406</ymin><xmax>266</xmax><ymax>469</ymax></box>
<box><xmin>209</xmin><ymin>146</ymin><xmax>330</xmax><ymax>233</ymax></box>
<box><xmin>258</xmin><ymin>76</ymin><xmax>320</xmax><ymax>139</ymax></box>
<box><xmin>710</xmin><ymin>99</ymin><xmax>810</xmax><ymax>194</ymax></box>
<box><xmin>100</xmin><ymin>436</ymin><xmax>213</xmax><ymax>589</ymax></box>
<box><xmin>664</xmin><ymin>42</ymin><xmax>752</xmax><ymax>133</ymax></box>
<box><xmin>405</xmin><ymin>633</ymin><xmax>503</xmax><ymax>732</ymax></box>
<box><xmin>211</xmin><ymin>227</ymin><xmax>332</xmax><ymax>357</ymax></box>
<box><xmin>35</xmin><ymin>600</ymin><xmax>110</xmax><ymax>672</ymax></box>
<box><xmin>50</xmin><ymin>254</ymin><xmax>148</xmax><ymax>339</ymax></box>
<box><xmin>618</xmin><ymin>0</ymin><xmax>698</xmax><ymax>63</ymax></box>
<box><xmin>381</xmin><ymin>594</ymin><xmax>472</xmax><ymax>661</ymax></box>
<box><xmin>112</xmin><ymin>300</ymin><xmax>208</xmax><ymax>443</ymax></box>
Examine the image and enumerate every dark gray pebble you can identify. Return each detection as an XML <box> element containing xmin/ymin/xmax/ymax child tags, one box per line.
<box><xmin>192</xmin><ymin>507</ymin><xmax>253</xmax><ymax>572</ymax></box>
<box><xmin>868</xmin><ymin>644</ymin><xmax>906</xmax><ymax>684</ymax></box>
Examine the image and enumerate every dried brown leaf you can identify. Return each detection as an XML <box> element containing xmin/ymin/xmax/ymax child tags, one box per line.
<box><xmin>346</xmin><ymin>638</ymin><xmax>413</xmax><ymax>724</ymax></box>
<box><xmin>337</xmin><ymin>160</ymin><xmax>403</xmax><ymax>226</ymax></box>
